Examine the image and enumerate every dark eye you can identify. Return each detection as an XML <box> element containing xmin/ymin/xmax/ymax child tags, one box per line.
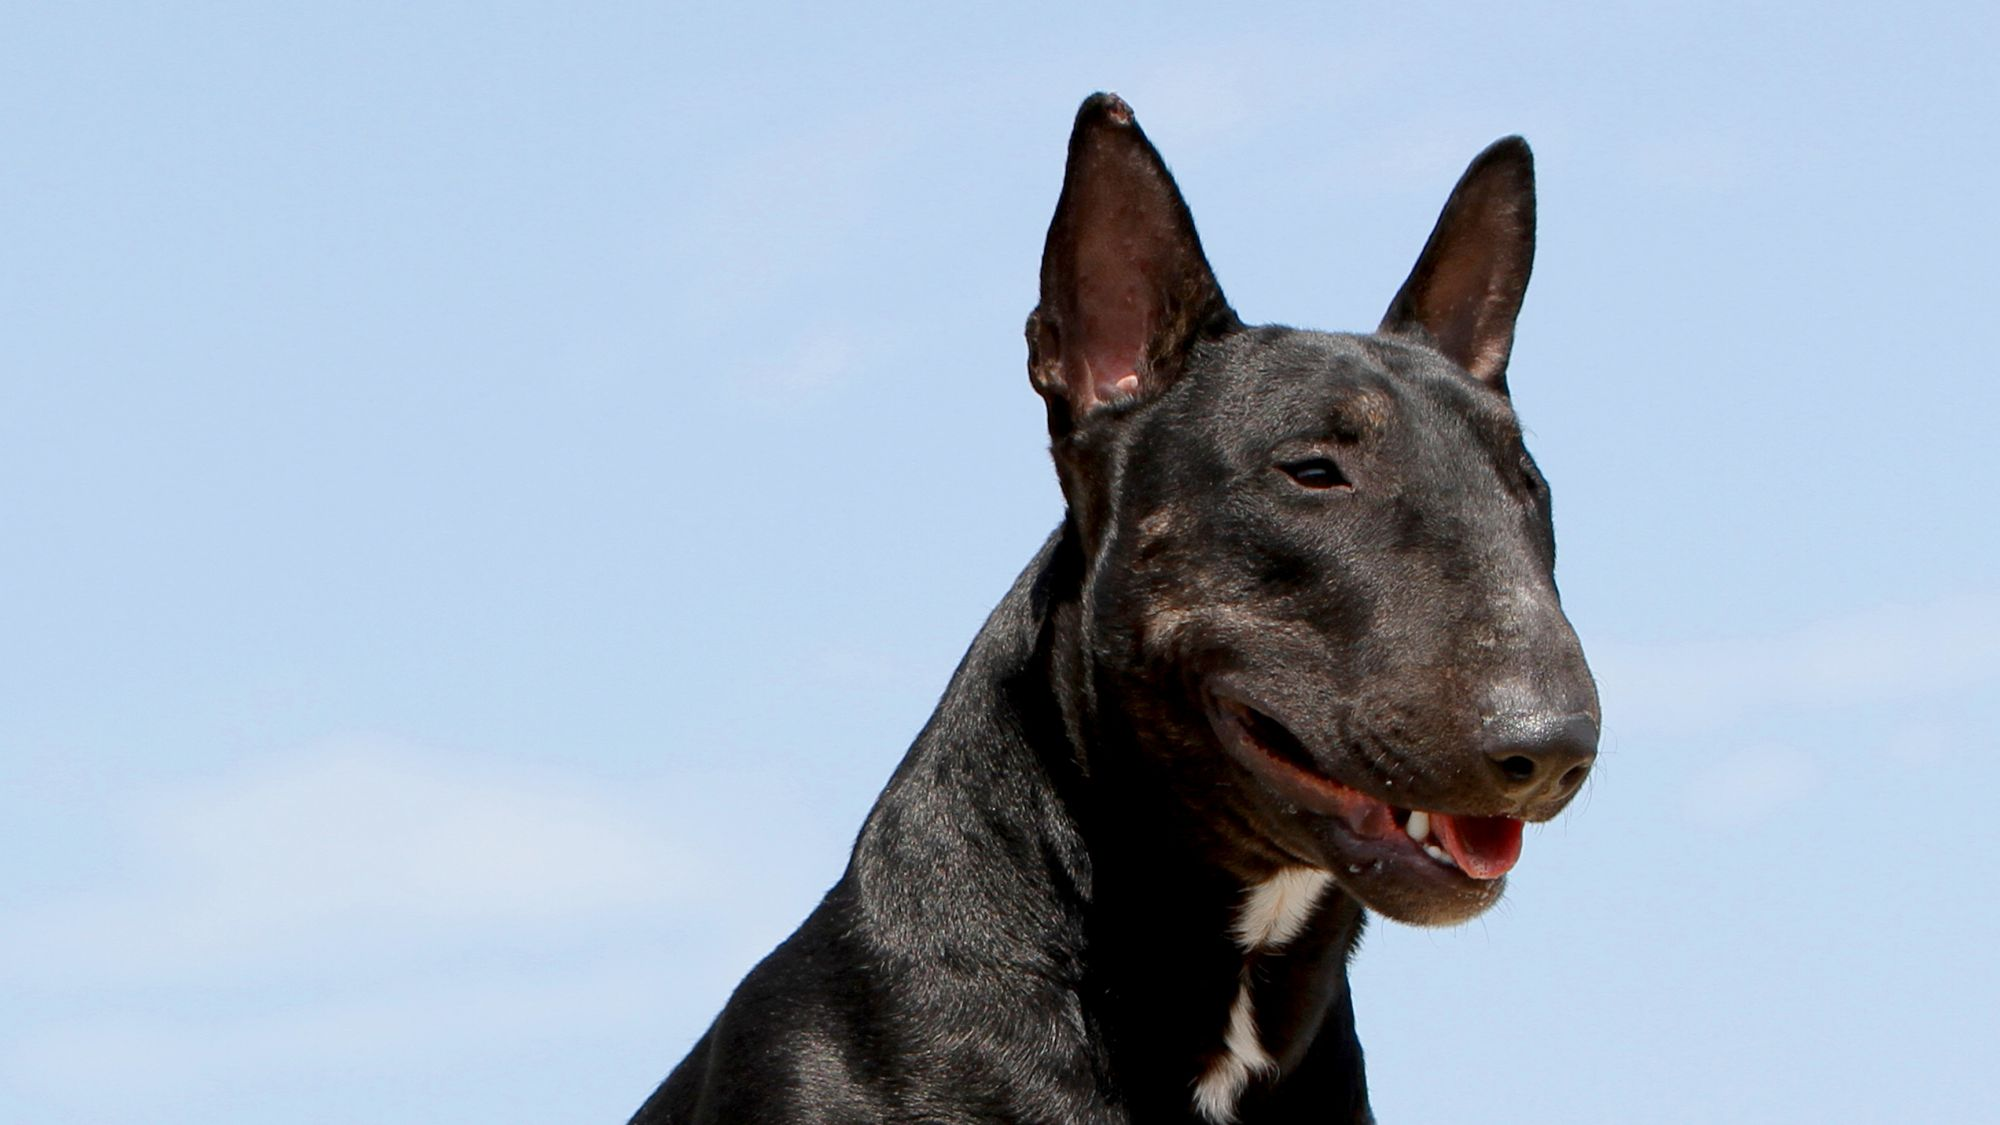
<box><xmin>1279</xmin><ymin>457</ymin><xmax>1350</xmax><ymax>490</ymax></box>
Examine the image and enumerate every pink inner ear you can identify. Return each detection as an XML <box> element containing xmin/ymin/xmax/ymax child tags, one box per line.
<box><xmin>1073</xmin><ymin>275</ymin><xmax>1151</xmax><ymax>408</ymax></box>
<box><xmin>1033</xmin><ymin>105</ymin><xmax>1231</xmax><ymax>421</ymax></box>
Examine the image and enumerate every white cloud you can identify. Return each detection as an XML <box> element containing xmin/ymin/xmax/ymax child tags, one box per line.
<box><xmin>678</xmin><ymin>113</ymin><xmax>910</xmax><ymax>316</ymax></box>
<box><xmin>1882</xmin><ymin>716</ymin><xmax>1986</xmax><ymax>768</ymax></box>
<box><xmin>0</xmin><ymin>739</ymin><xmax>693</xmax><ymax>988</ymax></box>
<box><xmin>1591</xmin><ymin>591</ymin><xmax>2000</xmax><ymax>735</ymax></box>
<box><xmin>0</xmin><ymin>740</ymin><xmax>856</xmax><ymax>1116</ymax></box>
<box><xmin>4</xmin><ymin>952</ymin><xmax>681</xmax><ymax>1105</ymax></box>
<box><xmin>732</xmin><ymin>327</ymin><xmax>866</xmax><ymax>402</ymax></box>
<box><xmin>1621</xmin><ymin>126</ymin><xmax>1757</xmax><ymax>195</ymax></box>
<box><xmin>1679</xmin><ymin>743</ymin><xmax>1823</xmax><ymax>830</ymax></box>
<box><xmin>1112</xmin><ymin>34</ymin><xmax>1409</xmax><ymax>156</ymax></box>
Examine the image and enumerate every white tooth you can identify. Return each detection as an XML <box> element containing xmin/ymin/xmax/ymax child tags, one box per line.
<box><xmin>1424</xmin><ymin>843</ymin><xmax>1457</xmax><ymax>868</ymax></box>
<box><xmin>1405</xmin><ymin>810</ymin><xmax>1430</xmax><ymax>842</ymax></box>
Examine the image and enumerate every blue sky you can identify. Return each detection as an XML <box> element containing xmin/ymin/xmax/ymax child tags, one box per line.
<box><xmin>4</xmin><ymin>2</ymin><xmax>1996</xmax><ymax>1121</ymax></box>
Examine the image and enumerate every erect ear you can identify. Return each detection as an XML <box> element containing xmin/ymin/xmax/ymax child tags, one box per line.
<box><xmin>1380</xmin><ymin>136</ymin><xmax>1536</xmax><ymax>393</ymax></box>
<box><xmin>1027</xmin><ymin>93</ymin><xmax>1238</xmax><ymax>435</ymax></box>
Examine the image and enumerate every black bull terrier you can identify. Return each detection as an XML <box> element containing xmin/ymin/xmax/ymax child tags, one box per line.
<box><xmin>633</xmin><ymin>93</ymin><xmax>1599</xmax><ymax>1124</ymax></box>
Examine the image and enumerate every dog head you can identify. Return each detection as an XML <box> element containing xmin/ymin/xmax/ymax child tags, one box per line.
<box><xmin>1027</xmin><ymin>94</ymin><xmax>1598</xmax><ymax>926</ymax></box>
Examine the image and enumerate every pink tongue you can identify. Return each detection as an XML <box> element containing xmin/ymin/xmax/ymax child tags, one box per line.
<box><xmin>1432</xmin><ymin>814</ymin><xmax>1524</xmax><ymax>880</ymax></box>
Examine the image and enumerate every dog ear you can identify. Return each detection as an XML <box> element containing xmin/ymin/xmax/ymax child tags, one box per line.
<box><xmin>1380</xmin><ymin>137</ymin><xmax>1536</xmax><ymax>393</ymax></box>
<box><xmin>1027</xmin><ymin>93</ymin><xmax>1237</xmax><ymax>435</ymax></box>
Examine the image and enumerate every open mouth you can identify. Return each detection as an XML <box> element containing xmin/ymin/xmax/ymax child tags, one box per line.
<box><xmin>1207</xmin><ymin>697</ymin><xmax>1525</xmax><ymax>882</ymax></box>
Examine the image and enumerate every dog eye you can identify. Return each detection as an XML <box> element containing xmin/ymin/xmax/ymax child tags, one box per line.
<box><xmin>1279</xmin><ymin>457</ymin><xmax>1350</xmax><ymax>490</ymax></box>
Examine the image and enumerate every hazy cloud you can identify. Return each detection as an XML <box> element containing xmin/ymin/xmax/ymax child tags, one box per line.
<box><xmin>1115</xmin><ymin>34</ymin><xmax>1408</xmax><ymax>154</ymax></box>
<box><xmin>1621</xmin><ymin>126</ymin><xmax>1758</xmax><ymax>194</ymax></box>
<box><xmin>1679</xmin><ymin>742</ymin><xmax>1823</xmax><ymax>829</ymax></box>
<box><xmin>678</xmin><ymin>114</ymin><xmax>910</xmax><ymax>316</ymax></box>
<box><xmin>5</xmin><ymin>952</ymin><xmax>679</xmax><ymax>1104</ymax></box>
<box><xmin>732</xmin><ymin>327</ymin><xmax>867</xmax><ymax>402</ymax></box>
<box><xmin>1592</xmin><ymin>591</ymin><xmax>2000</xmax><ymax>735</ymax></box>
<box><xmin>1</xmin><ymin>739</ymin><xmax>691</xmax><ymax>988</ymax></box>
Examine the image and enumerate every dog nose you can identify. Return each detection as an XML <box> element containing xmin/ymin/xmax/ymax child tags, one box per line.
<box><xmin>1480</xmin><ymin>712</ymin><xmax>1598</xmax><ymax>807</ymax></box>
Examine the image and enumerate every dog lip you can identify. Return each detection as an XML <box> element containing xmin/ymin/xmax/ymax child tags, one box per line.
<box><xmin>1203</xmin><ymin>689</ymin><xmax>1520</xmax><ymax>890</ymax></box>
<box><xmin>1201</xmin><ymin>690</ymin><xmax>1399</xmax><ymax>819</ymax></box>
<box><xmin>1200</xmin><ymin>686</ymin><xmax>1529</xmax><ymax>821</ymax></box>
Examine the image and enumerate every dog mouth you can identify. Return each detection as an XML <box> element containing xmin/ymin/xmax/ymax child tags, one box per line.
<box><xmin>1205</xmin><ymin>696</ymin><xmax>1525</xmax><ymax>884</ymax></box>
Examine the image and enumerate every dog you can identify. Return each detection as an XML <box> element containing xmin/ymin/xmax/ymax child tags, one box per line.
<box><xmin>631</xmin><ymin>92</ymin><xmax>1598</xmax><ymax>1125</ymax></box>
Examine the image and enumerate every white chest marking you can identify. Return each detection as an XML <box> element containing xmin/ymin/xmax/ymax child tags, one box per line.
<box><xmin>1230</xmin><ymin>866</ymin><xmax>1332</xmax><ymax>952</ymax></box>
<box><xmin>1192</xmin><ymin>868</ymin><xmax>1333</xmax><ymax>1123</ymax></box>
<box><xmin>1192</xmin><ymin>975</ymin><xmax>1276</xmax><ymax>1124</ymax></box>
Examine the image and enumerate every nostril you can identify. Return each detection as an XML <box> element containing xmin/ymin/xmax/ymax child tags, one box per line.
<box><xmin>1480</xmin><ymin>711</ymin><xmax>1599</xmax><ymax>797</ymax></box>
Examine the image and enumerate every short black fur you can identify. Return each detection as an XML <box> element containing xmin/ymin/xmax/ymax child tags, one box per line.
<box><xmin>631</xmin><ymin>93</ymin><xmax>1598</xmax><ymax>1124</ymax></box>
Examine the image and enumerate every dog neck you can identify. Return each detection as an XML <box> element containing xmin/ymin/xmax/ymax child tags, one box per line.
<box><xmin>848</xmin><ymin>526</ymin><xmax>1370</xmax><ymax>1121</ymax></box>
